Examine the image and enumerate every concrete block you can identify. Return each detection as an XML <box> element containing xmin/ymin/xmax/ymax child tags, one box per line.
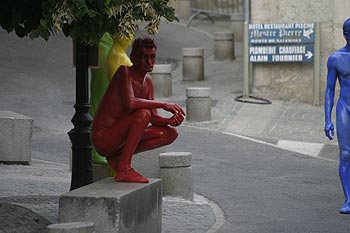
<box><xmin>92</xmin><ymin>163</ymin><xmax>111</xmax><ymax>182</ymax></box>
<box><xmin>186</xmin><ymin>87</ymin><xmax>210</xmax><ymax>98</ymax></box>
<box><xmin>159</xmin><ymin>152</ymin><xmax>193</xmax><ymax>201</ymax></box>
<box><xmin>59</xmin><ymin>178</ymin><xmax>162</xmax><ymax>233</ymax></box>
<box><xmin>47</xmin><ymin>222</ymin><xmax>95</xmax><ymax>233</ymax></box>
<box><xmin>0</xmin><ymin>111</ymin><xmax>33</xmax><ymax>164</ymax></box>
<box><xmin>186</xmin><ymin>87</ymin><xmax>211</xmax><ymax>122</ymax></box>
<box><xmin>151</xmin><ymin>64</ymin><xmax>172</xmax><ymax>98</ymax></box>
<box><xmin>182</xmin><ymin>48</ymin><xmax>204</xmax><ymax>81</ymax></box>
<box><xmin>159</xmin><ymin>152</ymin><xmax>192</xmax><ymax>168</ymax></box>
<box><xmin>214</xmin><ymin>32</ymin><xmax>234</xmax><ymax>61</ymax></box>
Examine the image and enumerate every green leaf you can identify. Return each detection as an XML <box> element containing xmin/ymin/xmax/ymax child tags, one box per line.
<box><xmin>15</xmin><ymin>26</ymin><xmax>27</xmax><ymax>37</ymax></box>
<box><xmin>40</xmin><ymin>19</ymin><xmax>49</xmax><ymax>29</ymax></box>
<box><xmin>38</xmin><ymin>26</ymin><xmax>50</xmax><ymax>40</ymax></box>
<box><xmin>29</xmin><ymin>29</ymin><xmax>40</xmax><ymax>39</ymax></box>
<box><xmin>87</xmin><ymin>10</ymin><xmax>98</xmax><ymax>17</ymax></box>
<box><xmin>104</xmin><ymin>0</ymin><xmax>111</xmax><ymax>7</ymax></box>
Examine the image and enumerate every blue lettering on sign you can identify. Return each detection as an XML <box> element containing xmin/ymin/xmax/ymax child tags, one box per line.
<box><xmin>249</xmin><ymin>23</ymin><xmax>315</xmax><ymax>44</ymax></box>
<box><xmin>249</xmin><ymin>45</ymin><xmax>314</xmax><ymax>63</ymax></box>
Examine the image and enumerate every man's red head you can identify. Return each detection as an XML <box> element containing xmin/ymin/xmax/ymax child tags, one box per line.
<box><xmin>130</xmin><ymin>37</ymin><xmax>157</xmax><ymax>73</ymax></box>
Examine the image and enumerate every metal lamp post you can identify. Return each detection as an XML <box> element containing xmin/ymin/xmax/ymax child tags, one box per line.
<box><xmin>68</xmin><ymin>40</ymin><xmax>94</xmax><ymax>190</ymax></box>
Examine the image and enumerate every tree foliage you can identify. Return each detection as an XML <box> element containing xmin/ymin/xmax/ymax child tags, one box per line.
<box><xmin>0</xmin><ymin>0</ymin><xmax>178</xmax><ymax>44</ymax></box>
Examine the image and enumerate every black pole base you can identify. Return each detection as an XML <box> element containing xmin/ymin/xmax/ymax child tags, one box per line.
<box><xmin>68</xmin><ymin>129</ymin><xmax>93</xmax><ymax>190</ymax></box>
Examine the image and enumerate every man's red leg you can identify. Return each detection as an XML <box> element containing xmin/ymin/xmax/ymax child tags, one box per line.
<box><xmin>134</xmin><ymin>126</ymin><xmax>178</xmax><ymax>154</ymax></box>
<box><xmin>115</xmin><ymin>109</ymin><xmax>152</xmax><ymax>183</ymax></box>
<box><xmin>106</xmin><ymin>150</ymin><xmax>121</xmax><ymax>172</ymax></box>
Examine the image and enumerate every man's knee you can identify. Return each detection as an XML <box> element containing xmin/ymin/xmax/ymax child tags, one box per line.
<box><xmin>133</xmin><ymin>108</ymin><xmax>151</xmax><ymax>124</ymax></box>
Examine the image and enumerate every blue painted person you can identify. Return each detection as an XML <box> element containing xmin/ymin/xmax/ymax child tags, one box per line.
<box><xmin>324</xmin><ymin>18</ymin><xmax>350</xmax><ymax>214</ymax></box>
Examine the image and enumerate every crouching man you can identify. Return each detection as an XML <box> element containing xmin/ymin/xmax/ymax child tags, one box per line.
<box><xmin>91</xmin><ymin>36</ymin><xmax>185</xmax><ymax>183</ymax></box>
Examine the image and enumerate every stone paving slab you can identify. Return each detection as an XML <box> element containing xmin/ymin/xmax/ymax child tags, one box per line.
<box><xmin>0</xmin><ymin>203</ymin><xmax>50</xmax><ymax>233</ymax></box>
<box><xmin>163</xmin><ymin>195</ymin><xmax>216</xmax><ymax>233</ymax></box>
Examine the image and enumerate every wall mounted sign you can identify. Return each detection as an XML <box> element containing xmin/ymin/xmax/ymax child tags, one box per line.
<box><xmin>248</xmin><ymin>23</ymin><xmax>315</xmax><ymax>63</ymax></box>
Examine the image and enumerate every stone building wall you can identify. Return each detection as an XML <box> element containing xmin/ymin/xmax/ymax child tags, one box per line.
<box><xmin>251</xmin><ymin>0</ymin><xmax>350</xmax><ymax>104</ymax></box>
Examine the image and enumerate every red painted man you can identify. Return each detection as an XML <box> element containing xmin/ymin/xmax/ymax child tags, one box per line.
<box><xmin>91</xmin><ymin>37</ymin><xmax>185</xmax><ymax>183</ymax></box>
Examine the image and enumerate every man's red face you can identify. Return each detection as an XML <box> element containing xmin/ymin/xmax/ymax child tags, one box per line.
<box><xmin>135</xmin><ymin>47</ymin><xmax>156</xmax><ymax>73</ymax></box>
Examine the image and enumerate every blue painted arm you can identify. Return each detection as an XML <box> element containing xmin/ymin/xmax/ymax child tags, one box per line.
<box><xmin>324</xmin><ymin>54</ymin><xmax>337</xmax><ymax>140</ymax></box>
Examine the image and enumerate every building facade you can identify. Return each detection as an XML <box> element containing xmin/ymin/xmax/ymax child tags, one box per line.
<box><xmin>171</xmin><ymin>0</ymin><xmax>349</xmax><ymax>104</ymax></box>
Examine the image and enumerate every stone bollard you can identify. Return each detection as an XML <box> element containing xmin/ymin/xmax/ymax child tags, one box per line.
<box><xmin>186</xmin><ymin>87</ymin><xmax>211</xmax><ymax>122</ymax></box>
<box><xmin>176</xmin><ymin>0</ymin><xmax>192</xmax><ymax>20</ymax></box>
<box><xmin>0</xmin><ymin>111</ymin><xmax>33</xmax><ymax>164</ymax></box>
<box><xmin>214</xmin><ymin>32</ymin><xmax>235</xmax><ymax>61</ymax></box>
<box><xmin>159</xmin><ymin>152</ymin><xmax>193</xmax><ymax>201</ymax></box>
<box><xmin>47</xmin><ymin>222</ymin><xmax>95</xmax><ymax>233</ymax></box>
<box><xmin>151</xmin><ymin>64</ymin><xmax>172</xmax><ymax>98</ymax></box>
<box><xmin>182</xmin><ymin>48</ymin><xmax>204</xmax><ymax>81</ymax></box>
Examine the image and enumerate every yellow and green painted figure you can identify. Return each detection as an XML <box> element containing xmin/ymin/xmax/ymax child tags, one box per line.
<box><xmin>90</xmin><ymin>32</ymin><xmax>133</xmax><ymax>165</ymax></box>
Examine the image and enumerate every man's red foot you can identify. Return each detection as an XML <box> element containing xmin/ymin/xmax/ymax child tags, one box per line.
<box><xmin>115</xmin><ymin>168</ymin><xmax>149</xmax><ymax>183</ymax></box>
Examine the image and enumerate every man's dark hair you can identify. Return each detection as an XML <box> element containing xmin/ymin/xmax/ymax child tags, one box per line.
<box><xmin>131</xmin><ymin>36</ymin><xmax>157</xmax><ymax>57</ymax></box>
<box><xmin>130</xmin><ymin>36</ymin><xmax>157</xmax><ymax>63</ymax></box>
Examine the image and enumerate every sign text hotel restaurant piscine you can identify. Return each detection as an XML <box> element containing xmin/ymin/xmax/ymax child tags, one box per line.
<box><xmin>249</xmin><ymin>23</ymin><xmax>315</xmax><ymax>63</ymax></box>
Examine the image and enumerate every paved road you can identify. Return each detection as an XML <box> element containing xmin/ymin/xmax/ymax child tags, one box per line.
<box><xmin>169</xmin><ymin>126</ymin><xmax>347</xmax><ymax>233</ymax></box>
